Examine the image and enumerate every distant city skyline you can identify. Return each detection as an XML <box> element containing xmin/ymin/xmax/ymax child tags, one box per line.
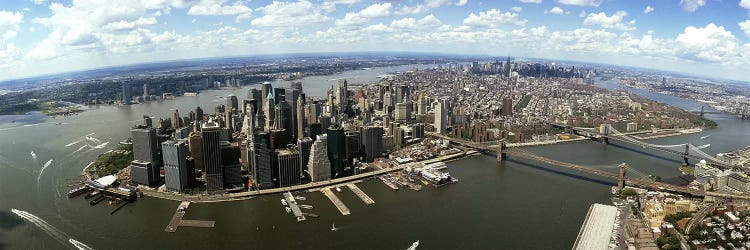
<box><xmin>1</xmin><ymin>0</ymin><xmax>750</xmax><ymax>81</ymax></box>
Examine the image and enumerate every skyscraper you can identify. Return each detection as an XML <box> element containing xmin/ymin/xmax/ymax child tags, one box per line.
<box><xmin>360</xmin><ymin>126</ymin><xmax>383</xmax><ymax>162</ymax></box>
<box><xmin>308</xmin><ymin>135</ymin><xmax>331</xmax><ymax>182</ymax></box>
<box><xmin>142</xmin><ymin>83</ymin><xmax>148</xmax><ymax>97</ymax></box>
<box><xmin>162</xmin><ymin>140</ymin><xmax>189</xmax><ymax>192</ymax></box>
<box><xmin>326</xmin><ymin>126</ymin><xmax>346</xmax><ymax>178</ymax></box>
<box><xmin>264</xmin><ymin>92</ymin><xmax>275</xmax><ymax>130</ymax></box>
<box><xmin>276</xmin><ymin>148</ymin><xmax>301</xmax><ymax>187</ymax></box>
<box><xmin>417</xmin><ymin>94</ymin><xmax>428</xmax><ymax>115</ymax></box>
<box><xmin>188</xmin><ymin>132</ymin><xmax>204</xmax><ymax>171</ymax></box>
<box><xmin>221</xmin><ymin>142</ymin><xmax>243</xmax><ymax>190</ymax></box>
<box><xmin>395</xmin><ymin>102</ymin><xmax>411</xmax><ymax>122</ymax></box>
<box><xmin>202</xmin><ymin>122</ymin><xmax>224</xmax><ymax>192</ymax></box>
<box><xmin>434</xmin><ymin>101</ymin><xmax>447</xmax><ymax>133</ymax></box>
<box><xmin>227</xmin><ymin>94</ymin><xmax>239</xmax><ymax>114</ymax></box>
<box><xmin>261</xmin><ymin>82</ymin><xmax>273</xmax><ymax>107</ymax></box>
<box><xmin>132</xmin><ymin>127</ymin><xmax>160</xmax><ymax>166</ymax></box>
<box><xmin>252</xmin><ymin>131</ymin><xmax>275</xmax><ymax>189</ymax></box>
<box><xmin>275</xmin><ymin>99</ymin><xmax>292</xmax><ymax>141</ymax></box>
<box><xmin>501</xmin><ymin>98</ymin><xmax>513</xmax><ymax>116</ymax></box>
<box><xmin>122</xmin><ymin>82</ymin><xmax>132</xmax><ymax>105</ymax></box>
<box><xmin>296</xmin><ymin>97</ymin><xmax>306</xmax><ymax>140</ymax></box>
<box><xmin>297</xmin><ymin>137</ymin><xmax>313</xmax><ymax>176</ymax></box>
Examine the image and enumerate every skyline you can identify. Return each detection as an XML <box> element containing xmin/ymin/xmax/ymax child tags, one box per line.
<box><xmin>1</xmin><ymin>0</ymin><xmax>750</xmax><ymax>81</ymax></box>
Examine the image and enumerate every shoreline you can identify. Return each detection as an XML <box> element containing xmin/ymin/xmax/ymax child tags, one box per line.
<box><xmin>137</xmin><ymin>150</ymin><xmax>470</xmax><ymax>203</ymax></box>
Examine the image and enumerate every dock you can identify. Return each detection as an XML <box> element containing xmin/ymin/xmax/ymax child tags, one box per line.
<box><xmin>282</xmin><ymin>192</ymin><xmax>306</xmax><ymax>221</ymax></box>
<box><xmin>346</xmin><ymin>183</ymin><xmax>374</xmax><ymax>205</ymax></box>
<box><xmin>164</xmin><ymin>201</ymin><xmax>216</xmax><ymax>233</ymax></box>
<box><xmin>321</xmin><ymin>188</ymin><xmax>350</xmax><ymax>216</ymax></box>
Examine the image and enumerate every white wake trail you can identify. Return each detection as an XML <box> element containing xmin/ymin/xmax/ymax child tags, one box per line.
<box><xmin>700</xmin><ymin>134</ymin><xmax>712</xmax><ymax>140</ymax></box>
<box><xmin>11</xmin><ymin>209</ymin><xmax>94</xmax><ymax>249</ymax></box>
<box><xmin>37</xmin><ymin>159</ymin><xmax>53</xmax><ymax>183</ymax></box>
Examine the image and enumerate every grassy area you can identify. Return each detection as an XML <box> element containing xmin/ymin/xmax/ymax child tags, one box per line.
<box><xmin>514</xmin><ymin>95</ymin><xmax>531</xmax><ymax>111</ymax></box>
<box><xmin>693</xmin><ymin>117</ymin><xmax>718</xmax><ymax>128</ymax></box>
<box><xmin>89</xmin><ymin>149</ymin><xmax>132</xmax><ymax>177</ymax></box>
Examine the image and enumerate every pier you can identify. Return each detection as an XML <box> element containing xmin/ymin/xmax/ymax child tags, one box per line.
<box><xmin>282</xmin><ymin>192</ymin><xmax>306</xmax><ymax>221</ymax></box>
<box><xmin>346</xmin><ymin>183</ymin><xmax>375</xmax><ymax>205</ymax></box>
<box><xmin>164</xmin><ymin>201</ymin><xmax>216</xmax><ymax>233</ymax></box>
<box><xmin>321</xmin><ymin>188</ymin><xmax>350</xmax><ymax>216</ymax></box>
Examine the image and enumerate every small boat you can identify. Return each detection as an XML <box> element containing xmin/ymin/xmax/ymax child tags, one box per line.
<box><xmin>300</xmin><ymin>205</ymin><xmax>313</xmax><ymax>209</ymax></box>
<box><xmin>295</xmin><ymin>196</ymin><xmax>306</xmax><ymax>201</ymax></box>
<box><xmin>281</xmin><ymin>199</ymin><xmax>288</xmax><ymax>206</ymax></box>
<box><xmin>331</xmin><ymin>223</ymin><xmax>336</xmax><ymax>231</ymax></box>
<box><xmin>335</xmin><ymin>187</ymin><xmax>342</xmax><ymax>193</ymax></box>
<box><xmin>407</xmin><ymin>240</ymin><xmax>420</xmax><ymax>250</ymax></box>
<box><xmin>285</xmin><ymin>207</ymin><xmax>291</xmax><ymax>214</ymax></box>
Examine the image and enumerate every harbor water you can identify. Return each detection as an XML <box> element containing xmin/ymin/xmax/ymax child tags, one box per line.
<box><xmin>0</xmin><ymin>69</ymin><xmax>748</xmax><ymax>249</ymax></box>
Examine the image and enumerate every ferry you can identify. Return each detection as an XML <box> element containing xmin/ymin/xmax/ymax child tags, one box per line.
<box><xmin>67</xmin><ymin>186</ymin><xmax>90</xmax><ymax>198</ymax></box>
<box><xmin>378</xmin><ymin>175</ymin><xmax>399</xmax><ymax>190</ymax></box>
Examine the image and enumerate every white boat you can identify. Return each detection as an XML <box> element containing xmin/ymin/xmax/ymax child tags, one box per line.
<box><xmin>300</xmin><ymin>205</ymin><xmax>313</xmax><ymax>209</ymax></box>
<box><xmin>295</xmin><ymin>196</ymin><xmax>307</xmax><ymax>201</ymax></box>
<box><xmin>407</xmin><ymin>240</ymin><xmax>419</xmax><ymax>250</ymax></box>
<box><xmin>281</xmin><ymin>199</ymin><xmax>288</xmax><ymax>206</ymax></box>
<box><xmin>335</xmin><ymin>187</ymin><xmax>342</xmax><ymax>193</ymax></box>
<box><xmin>331</xmin><ymin>223</ymin><xmax>336</xmax><ymax>231</ymax></box>
<box><xmin>285</xmin><ymin>207</ymin><xmax>291</xmax><ymax>214</ymax></box>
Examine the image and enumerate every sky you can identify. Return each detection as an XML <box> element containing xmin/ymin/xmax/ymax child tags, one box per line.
<box><xmin>0</xmin><ymin>0</ymin><xmax>750</xmax><ymax>81</ymax></box>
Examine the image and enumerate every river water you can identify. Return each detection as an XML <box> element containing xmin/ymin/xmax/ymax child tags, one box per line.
<box><xmin>0</xmin><ymin>69</ymin><xmax>747</xmax><ymax>249</ymax></box>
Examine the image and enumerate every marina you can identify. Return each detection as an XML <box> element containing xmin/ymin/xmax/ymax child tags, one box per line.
<box><xmin>282</xmin><ymin>192</ymin><xmax>306</xmax><ymax>222</ymax></box>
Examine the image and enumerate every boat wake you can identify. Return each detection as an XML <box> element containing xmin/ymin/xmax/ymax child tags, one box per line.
<box><xmin>696</xmin><ymin>144</ymin><xmax>711</xmax><ymax>149</ymax></box>
<box><xmin>66</xmin><ymin>133</ymin><xmax>95</xmax><ymax>147</ymax></box>
<box><xmin>10</xmin><ymin>209</ymin><xmax>93</xmax><ymax>249</ymax></box>
<box><xmin>37</xmin><ymin>159</ymin><xmax>53</xmax><ymax>183</ymax></box>
<box><xmin>73</xmin><ymin>145</ymin><xmax>87</xmax><ymax>154</ymax></box>
<box><xmin>92</xmin><ymin>141</ymin><xmax>109</xmax><ymax>149</ymax></box>
<box><xmin>30</xmin><ymin>151</ymin><xmax>38</xmax><ymax>161</ymax></box>
<box><xmin>700</xmin><ymin>134</ymin><xmax>712</xmax><ymax>140</ymax></box>
<box><xmin>69</xmin><ymin>239</ymin><xmax>94</xmax><ymax>250</ymax></box>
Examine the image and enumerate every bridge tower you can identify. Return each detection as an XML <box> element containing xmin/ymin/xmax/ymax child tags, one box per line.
<box><xmin>601</xmin><ymin>124</ymin><xmax>610</xmax><ymax>145</ymax></box>
<box><xmin>496</xmin><ymin>140</ymin><xmax>507</xmax><ymax>162</ymax></box>
<box><xmin>618</xmin><ymin>163</ymin><xmax>627</xmax><ymax>192</ymax></box>
<box><xmin>683</xmin><ymin>144</ymin><xmax>690</xmax><ymax>166</ymax></box>
<box><xmin>700</xmin><ymin>106</ymin><xmax>705</xmax><ymax>118</ymax></box>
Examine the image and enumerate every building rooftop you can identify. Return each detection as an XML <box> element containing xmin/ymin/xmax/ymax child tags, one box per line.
<box><xmin>573</xmin><ymin>203</ymin><xmax>618</xmax><ymax>250</ymax></box>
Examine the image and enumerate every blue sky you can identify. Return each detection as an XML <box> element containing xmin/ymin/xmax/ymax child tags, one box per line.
<box><xmin>0</xmin><ymin>0</ymin><xmax>750</xmax><ymax>81</ymax></box>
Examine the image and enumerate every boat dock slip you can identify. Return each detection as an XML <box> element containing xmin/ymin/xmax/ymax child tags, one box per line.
<box><xmin>282</xmin><ymin>192</ymin><xmax>306</xmax><ymax>221</ymax></box>
<box><xmin>164</xmin><ymin>201</ymin><xmax>216</xmax><ymax>233</ymax></box>
<box><xmin>321</xmin><ymin>188</ymin><xmax>350</xmax><ymax>216</ymax></box>
<box><xmin>346</xmin><ymin>183</ymin><xmax>374</xmax><ymax>205</ymax></box>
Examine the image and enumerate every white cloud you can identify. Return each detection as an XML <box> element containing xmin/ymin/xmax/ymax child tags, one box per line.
<box><xmin>187</xmin><ymin>1</ymin><xmax>252</xmax><ymax>20</ymax></box>
<box><xmin>323</xmin><ymin>0</ymin><xmax>360</xmax><ymax>4</ymax></box>
<box><xmin>545</xmin><ymin>7</ymin><xmax>564</xmax><ymax>15</ymax></box>
<box><xmin>395</xmin><ymin>0</ymin><xmax>452</xmax><ymax>15</ymax></box>
<box><xmin>102</xmin><ymin>17</ymin><xmax>157</xmax><ymax>32</ymax></box>
<box><xmin>335</xmin><ymin>12</ymin><xmax>368</xmax><ymax>26</ymax></box>
<box><xmin>674</xmin><ymin>23</ymin><xmax>738</xmax><ymax>62</ymax></box>
<box><xmin>463</xmin><ymin>9</ymin><xmax>528</xmax><ymax>28</ymax></box>
<box><xmin>739</xmin><ymin>20</ymin><xmax>750</xmax><ymax>38</ymax></box>
<box><xmin>519</xmin><ymin>0</ymin><xmax>542</xmax><ymax>3</ymax></box>
<box><xmin>643</xmin><ymin>6</ymin><xmax>654</xmax><ymax>14</ymax></box>
<box><xmin>583</xmin><ymin>11</ymin><xmax>636</xmax><ymax>31</ymax></box>
<box><xmin>557</xmin><ymin>0</ymin><xmax>601</xmax><ymax>7</ymax></box>
<box><xmin>359</xmin><ymin>2</ymin><xmax>392</xmax><ymax>18</ymax></box>
<box><xmin>251</xmin><ymin>1</ymin><xmax>331</xmax><ymax>27</ymax></box>
<box><xmin>741</xmin><ymin>0</ymin><xmax>750</xmax><ymax>9</ymax></box>
<box><xmin>31</xmin><ymin>0</ymin><xmax>47</xmax><ymax>5</ymax></box>
<box><xmin>510</xmin><ymin>7</ymin><xmax>523</xmax><ymax>12</ymax></box>
<box><xmin>680</xmin><ymin>0</ymin><xmax>706</xmax><ymax>12</ymax></box>
<box><xmin>0</xmin><ymin>11</ymin><xmax>23</xmax><ymax>41</ymax></box>
<box><xmin>456</xmin><ymin>0</ymin><xmax>468</xmax><ymax>6</ymax></box>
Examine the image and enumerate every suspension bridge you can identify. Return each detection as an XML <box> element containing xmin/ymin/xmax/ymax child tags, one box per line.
<box><xmin>425</xmin><ymin>127</ymin><xmax>750</xmax><ymax>199</ymax></box>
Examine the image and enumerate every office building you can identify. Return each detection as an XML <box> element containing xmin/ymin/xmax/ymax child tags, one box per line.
<box><xmin>434</xmin><ymin>101</ymin><xmax>447</xmax><ymax>133</ymax></box>
<box><xmin>122</xmin><ymin>82</ymin><xmax>131</xmax><ymax>104</ymax></box>
<box><xmin>276</xmin><ymin>148</ymin><xmax>302</xmax><ymax>187</ymax></box>
<box><xmin>130</xmin><ymin>160</ymin><xmax>157</xmax><ymax>185</ymax></box>
<box><xmin>296</xmin><ymin>97</ymin><xmax>306</xmax><ymax>140</ymax></box>
<box><xmin>395</xmin><ymin>102</ymin><xmax>411</xmax><ymax>122</ymax></box>
<box><xmin>227</xmin><ymin>94</ymin><xmax>239</xmax><ymax>114</ymax></box>
<box><xmin>221</xmin><ymin>142</ymin><xmax>243</xmax><ymax>190</ymax></box>
<box><xmin>202</xmin><ymin>122</ymin><xmax>224</xmax><ymax>192</ymax></box>
<box><xmin>308</xmin><ymin>135</ymin><xmax>331</xmax><ymax>182</ymax></box>
<box><xmin>297</xmin><ymin>137</ymin><xmax>313</xmax><ymax>174</ymax></box>
<box><xmin>253</xmin><ymin>131</ymin><xmax>275</xmax><ymax>189</ymax></box>
<box><xmin>326</xmin><ymin>126</ymin><xmax>346</xmax><ymax>178</ymax></box>
<box><xmin>162</xmin><ymin>140</ymin><xmax>189</xmax><ymax>192</ymax></box>
<box><xmin>188</xmin><ymin>133</ymin><xmax>204</xmax><ymax>171</ymax></box>
<box><xmin>502</xmin><ymin>98</ymin><xmax>513</xmax><ymax>116</ymax></box>
<box><xmin>360</xmin><ymin>126</ymin><xmax>383</xmax><ymax>162</ymax></box>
